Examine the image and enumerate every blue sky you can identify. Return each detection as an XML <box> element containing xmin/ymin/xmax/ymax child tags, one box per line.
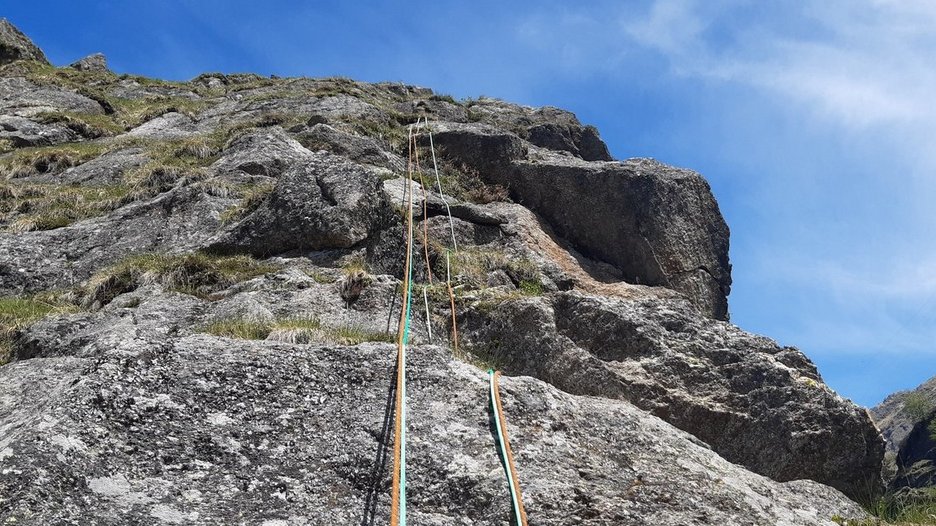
<box><xmin>6</xmin><ymin>1</ymin><xmax>935</xmax><ymax>406</ymax></box>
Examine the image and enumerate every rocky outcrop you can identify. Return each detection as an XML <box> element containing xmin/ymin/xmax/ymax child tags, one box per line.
<box><xmin>429</xmin><ymin>123</ymin><xmax>731</xmax><ymax>319</ymax></box>
<box><xmin>0</xmin><ymin>77</ymin><xmax>105</xmax><ymax>117</ymax></box>
<box><xmin>0</xmin><ymin>19</ymin><xmax>889</xmax><ymax>523</ymax></box>
<box><xmin>208</xmin><ymin>150</ymin><xmax>389</xmax><ymax>257</ymax></box>
<box><xmin>0</xmin><ymin>18</ymin><xmax>48</xmax><ymax>66</ymax></box>
<box><xmin>460</xmin><ymin>291</ymin><xmax>884</xmax><ymax>499</ymax></box>
<box><xmin>69</xmin><ymin>53</ymin><xmax>108</xmax><ymax>72</ymax></box>
<box><xmin>0</xmin><ymin>187</ymin><xmax>230</xmax><ymax>294</ymax></box>
<box><xmin>0</xmin><ymin>285</ymin><xmax>868</xmax><ymax>525</ymax></box>
<box><xmin>0</xmin><ymin>114</ymin><xmax>79</xmax><ymax>147</ymax></box>
<box><xmin>872</xmin><ymin>375</ymin><xmax>936</xmax><ymax>489</ymax></box>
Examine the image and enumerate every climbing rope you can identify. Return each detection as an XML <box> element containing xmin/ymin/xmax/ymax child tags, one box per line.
<box><xmin>423</xmin><ymin>119</ymin><xmax>460</xmax><ymax>355</ymax></box>
<box><xmin>426</xmin><ymin>122</ymin><xmax>458</xmax><ymax>252</ymax></box>
<box><xmin>390</xmin><ymin>125</ymin><xmax>419</xmax><ymax>526</ymax></box>
<box><xmin>445</xmin><ymin>251</ymin><xmax>458</xmax><ymax>355</ymax></box>
<box><xmin>489</xmin><ymin>370</ymin><xmax>529</xmax><ymax>526</ymax></box>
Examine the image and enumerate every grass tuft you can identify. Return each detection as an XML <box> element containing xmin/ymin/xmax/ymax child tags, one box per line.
<box><xmin>82</xmin><ymin>252</ymin><xmax>278</xmax><ymax>308</ymax></box>
<box><xmin>0</xmin><ymin>293</ymin><xmax>79</xmax><ymax>365</ymax></box>
<box><xmin>218</xmin><ymin>181</ymin><xmax>276</xmax><ymax>224</ymax></box>
<box><xmin>199</xmin><ymin>315</ymin><xmax>393</xmax><ymax>346</ymax></box>
<box><xmin>202</xmin><ymin>319</ymin><xmax>272</xmax><ymax>340</ymax></box>
<box><xmin>0</xmin><ymin>182</ymin><xmax>132</xmax><ymax>231</ymax></box>
<box><xmin>0</xmin><ymin>142</ymin><xmax>110</xmax><ymax>179</ymax></box>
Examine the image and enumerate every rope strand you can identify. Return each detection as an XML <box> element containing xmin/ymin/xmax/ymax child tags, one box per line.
<box><xmin>390</xmin><ymin>125</ymin><xmax>418</xmax><ymax>526</ymax></box>
<box><xmin>490</xmin><ymin>370</ymin><xmax>529</xmax><ymax>526</ymax></box>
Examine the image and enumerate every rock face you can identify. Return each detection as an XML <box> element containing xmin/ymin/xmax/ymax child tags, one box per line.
<box><xmin>0</xmin><ymin>293</ymin><xmax>867</xmax><ymax>525</ymax></box>
<box><xmin>208</xmin><ymin>150</ymin><xmax>389</xmax><ymax>256</ymax></box>
<box><xmin>429</xmin><ymin>124</ymin><xmax>731</xmax><ymax>319</ymax></box>
<box><xmin>872</xmin><ymin>375</ymin><xmax>936</xmax><ymax>489</ymax></box>
<box><xmin>0</xmin><ymin>19</ymin><xmax>48</xmax><ymax>65</ymax></box>
<box><xmin>460</xmin><ymin>291</ymin><xmax>883</xmax><ymax>498</ymax></box>
<box><xmin>69</xmin><ymin>52</ymin><xmax>108</xmax><ymax>72</ymax></box>
<box><xmin>0</xmin><ymin>19</ymin><xmax>885</xmax><ymax>524</ymax></box>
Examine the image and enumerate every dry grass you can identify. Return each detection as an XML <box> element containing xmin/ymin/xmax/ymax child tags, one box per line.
<box><xmin>33</xmin><ymin>111</ymin><xmax>124</xmax><ymax>138</ymax></box>
<box><xmin>218</xmin><ymin>181</ymin><xmax>276</xmax><ymax>224</ymax></box>
<box><xmin>0</xmin><ymin>142</ymin><xmax>110</xmax><ymax>179</ymax></box>
<box><xmin>0</xmin><ymin>182</ymin><xmax>132</xmax><ymax>231</ymax></box>
<box><xmin>81</xmin><ymin>252</ymin><xmax>278</xmax><ymax>308</ymax></box>
<box><xmin>202</xmin><ymin>315</ymin><xmax>394</xmax><ymax>346</ymax></box>
<box><xmin>0</xmin><ymin>293</ymin><xmax>79</xmax><ymax>365</ymax></box>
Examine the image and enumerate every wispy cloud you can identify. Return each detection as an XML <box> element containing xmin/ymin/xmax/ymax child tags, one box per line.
<box><xmin>517</xmin><ymin>1</ymin><xmax>936</xmax><ymax>371</ymax></box>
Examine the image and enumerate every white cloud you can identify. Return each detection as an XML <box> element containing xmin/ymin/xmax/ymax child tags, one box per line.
<box><xmin>520</xmin><ymin>0</ymin><xmax>936</xmax><ymax>133</ymax></box>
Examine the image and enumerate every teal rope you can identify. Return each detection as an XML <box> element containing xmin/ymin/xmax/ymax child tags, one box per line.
<box><xmin>489</xmin><ymin>370</ymin><xmax>524</xmax><ymax>524</ymax></box>
<box><xmin>397</xmin><ymin>179</ymin><xmax>417</xmax><ymax>526</ymax></box>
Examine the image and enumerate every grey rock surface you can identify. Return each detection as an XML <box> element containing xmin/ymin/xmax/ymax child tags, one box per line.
<box><xmin>126</xmin><ymin>111</ymin><xmax>198</xmax><ymax>139</ymax></box>
<box><xmin>872</xmin><ymin>375</ymin><xmax>936</xmax><ymax>489</ymax></box>
<box><xmin>429</xmin><ymin>123</ymin><xmax>730</xmax><ymax>319</ymax></box>
<box><xmin>0</xmin><ymin>114</ymin><xmax>78</xmax><ymax>147</ymax></box>
<box><xmin>0</xmin><ymin>187</ymin><xmax>232</xmax><ymax>294</ymax></box>
<box><xmin>872</xmin><ymin>375</ymin><xmax>936</xmax><ymax>454</ymax></box>
<box><xmin>211</xmin><ymin>126</ymin><xmax>310</xmax><ymax>178</ymax></box>
<box><xmin>460</xmin><ymin>291</ymin><xmax>884</xmax><ymax>499</ymax></box>
<box><xmin>0</xmin><ymin>332</ymin><xmax>867</xmax><ymax>525</ymax></box>
<box><xmin>208</xmin><ymin>151</ymin><xmax>390</xmax><ymax>256</ymax></box>
<box><xmin>0</xmin><ymin>19</ymin><xmax>48</xmax><ymax>65</ymax></box>
<box><xmin>0</xmin><ymin>77</ymin><xmax>104</xmax><ymax>117</ymax></box>
<box><xmin>69</xmin><ymin>52</ymin><xmax>109</xmax><ymax>72</ymax></box>
<box><xmin>295</xmin><ymin>123</ymin><xmax>404</xmax><ymax>171</ymax></box>
<box><xmin>504</xmin><ymin>156</ymin><xmax>731</xmax><ymax>319</ymax></box>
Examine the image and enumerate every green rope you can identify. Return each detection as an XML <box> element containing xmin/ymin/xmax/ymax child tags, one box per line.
<box><xmin>397</xmin><ymin>173</ymin><xmax>417</xmax><ymax>526</ymax></box>
<box><xmin>490</xmin><ymin>369</ymin><xmax>524</xmax><ymax>524</ymax></box>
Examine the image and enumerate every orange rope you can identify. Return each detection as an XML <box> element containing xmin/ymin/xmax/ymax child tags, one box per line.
<box><xmin>445</xmin><ymin>252</ymin><xmax>459</xmax><ymax>355</ymax></box>
<box><xmin>390</xmin><ymin>127</ymin><xmax>417</xmax><ymax>526</ymax></box>
<box><xmin>492</xmin><ymin>371</ymin><xmax>529</xmax><ymax>526</ymax></box>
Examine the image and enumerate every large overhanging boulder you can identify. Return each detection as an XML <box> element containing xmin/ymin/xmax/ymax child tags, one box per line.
<box><xmin>429</xmin><ymin>122</ymin><xmax>731</xmax><ymax>319</ymax></box>
<box><xmin>461</xmin><ymin>291</ymin><xmax>885</xmax><ymax>499</ymax></box>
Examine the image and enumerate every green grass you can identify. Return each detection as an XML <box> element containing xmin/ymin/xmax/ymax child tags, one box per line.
<box><xmin>518</xmin><ymin>279</ymin><xmax>546</xmax><ymax>296</ymax></box>
<box><xmin>218</xmin><ymin>181</ymin><xmax>276</xmax><ymax>224</ymax></box>
<box><xmin>0</xmin><ymin>141</ymin><xmax>111</xmax><ymax>179</ymax></box>
<box><xmin>82</xmin><ymin>252</ymin><xmax>278</xmax><ymax>308</ymax></box>
<box><xmin>862</xmin><ymin>488</ymin><xmax>936</xmax><ymax>525</ymax></box>
<box><xmin>201</xmin><ymin>315</ymin><xmax>393</xmax><ymax>346</ymax></box>
<box><xmin>331</xmin><ymin>325</ymin><xmax>395</xmax><ymax>345</ymax></box>
<box><xmin>903</xmin><ymin>392</ymin><xmax>934</xmax><ymax>421</ymax></box>
<box><xmin>461</xmin><ymin>339</ymin><xmax>508</xmax><ymax>372</ymax></box>
<box><xmin>202</xmin><ymin>319</ymin><xmax>272</xmax><ymax>340</ymax></box>
<box><xmin>0</xmin><ymin>182</ymin><xmax>133</xmax><ymax>231</ymax></box>
<box><xmin>831</xmin><ymin>488</ymin><xmax>936</xmax><ymax>525</ymax></box>
<box><xmin>0</xmin><ymin>294</ymin><xmax>79</xmax><ymax>365</ymax></box>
